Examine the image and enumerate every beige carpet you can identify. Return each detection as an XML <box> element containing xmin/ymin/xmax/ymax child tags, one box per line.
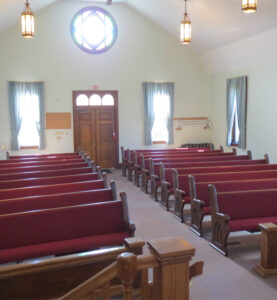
<box><xmin>108</xmin><ymin>170</ymin><xmax>277</xmax><ymax>300</ymax></box>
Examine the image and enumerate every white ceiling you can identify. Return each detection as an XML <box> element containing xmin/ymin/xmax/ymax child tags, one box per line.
<box><xmin>2</xmin><ymin>0</ymin><xmax>277</xmax><ymax>54</ymax></box>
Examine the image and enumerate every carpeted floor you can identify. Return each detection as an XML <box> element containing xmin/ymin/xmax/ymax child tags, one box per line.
<box><xmin>107</xmin><ymin>169</ymin><xmax>277</xmax><ymax>300</ymax></box>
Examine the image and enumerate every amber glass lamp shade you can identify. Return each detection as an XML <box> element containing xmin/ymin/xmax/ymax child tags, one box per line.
<box><xmin>180</xmin><ymin>13</ymin><xmax>191</xmax><ymax>44</ymax></box>
<box><xmin>21</xmin><ymin>1</ymin><xmax>35</xmax><ymax>38</ymax></box>
<box><xmin>242</xmin><ymin>0</ymin><xmax>257</xmax><ymax>14</ymax></box>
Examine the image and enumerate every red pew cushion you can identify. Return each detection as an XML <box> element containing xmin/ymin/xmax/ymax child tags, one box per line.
<box><xmin>228</xmin><ymin>216</ymin><xmax>277</xmax><ymax>232</ymax></box>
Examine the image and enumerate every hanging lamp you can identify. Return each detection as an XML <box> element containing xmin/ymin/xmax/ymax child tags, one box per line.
<box><xmin>180</xmin><ymin>0</ymin><xmax>191</xmax><ymax>44</ymax></box>
<box><xmin>21</xmin><ymin>0</ymin><xmax>35</xmax><ymax>38</ymax></box>
<box><xmin>242</xmin><ymin>0</ymin><xmax>257</xmax><ymax>14</ymax></box>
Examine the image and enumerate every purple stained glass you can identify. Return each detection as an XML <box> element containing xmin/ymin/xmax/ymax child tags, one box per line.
<box><xmin>71</xmin><ymin>6</ymin><xmax>117</xmax><ymax>54</ymax></box>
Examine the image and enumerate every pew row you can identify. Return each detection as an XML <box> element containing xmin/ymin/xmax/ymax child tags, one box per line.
<box><xmin>0</xmin><ymin>161</ymin><xmax>95</xmax><ymax>174</ymax></box>
<box><xmin>0</xmin><ymin>166</ymin><xmax>94</xmax><ymax>181</ymax></box>
<box><xmin>0</xmin><ymin>238</ymin><xmax>144</xmax><ymax>299</ymax></box>
<box><xmin>208</xmin><ymin>186</ymin><xmax>277</xmax><ymax>256</ymax></box>
<box><xmin>0</xmin><ymin>172</ymin><xmax>101</xmax><ymax>190</ymax></box>
<box><xmin>0</xmin><ymin>157</ymin><xmax>87</xmax><ymax>168</ymax></box>
<box><xmin>7</xmin><ymin>151</ymin><xmax>81</xmax><ymax>160</ymax></box>
<box><xmin>189</xmin><ymin>177</ymin><xmax>277</xmax><ymax>236</ymax></box>
<box><xmin>146</xmin><ymin>152</ymin><xmax>256</xmax><ymax>197</ymax></box>
<box><xmin>0</xmin><ymin>176</ymin><xmax>108</xmax><ymax>200</ymax></box>
<box><xmin>133</xmin><ymin>149</ymin><xmax>237</xmax><ymax>187</ymax></box>
<box><xmin>174</xmin><ymin>168</ymin><xmax>277</xmax><ymax>222</ymax></box>
<box><xmin>159</xmin><ymin>154</ymin><xmax>269</xmax><ymax>210</ymax></box>
<box><xmin>0</xmin><ymin>195</ymin><xmax>135</xmax><ymax>265</ymax></box>
<box><xmin>0</xmin><ymin>181</ymin><xmax>117</xmax><ymax>215</ymax></box>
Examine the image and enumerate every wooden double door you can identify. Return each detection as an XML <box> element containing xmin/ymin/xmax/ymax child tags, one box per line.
<box><xmin>73</xmin><ymin>90</ymin><xmax>119</xmax><ymax>168</ymax></box>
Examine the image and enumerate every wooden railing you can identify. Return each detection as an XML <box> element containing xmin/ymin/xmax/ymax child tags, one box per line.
<box><xmin>59</xmin><ymin>236</ymin><xmax>204</xmax><ymax>300</ymax></box>
<box><xmin>255</xmin><ymin>223</ymin><xmax>277</xmax><ymax>277</ymax></box>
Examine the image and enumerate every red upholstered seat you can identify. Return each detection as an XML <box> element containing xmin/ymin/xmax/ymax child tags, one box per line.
<box><xmin>0</xmin><ymin>189</ymin><xmax>113</xmax><ymax>215</ymax></box>
<box><xmin>0</xmin><ymin>200</ymin><xmax>130</xmax><ymax>264</ymax></box>
<box><xmin>0</xmin><ymin>232</ymin><xmax>129</xmax><ymax>264</ymax></box>
<box><xmin>228</xmin><ymin>216</ymin><xmax>277</xmax><ymax>232</ymax></box>
<box><xmin>203</xmin><ymin>206</ymin><xmax>211</xmax><ymax>214</ymax></box>
<box><xmin>184</xmin><ymin>196</ymin><xmax>190</xmax><ymax>203</ymax></box>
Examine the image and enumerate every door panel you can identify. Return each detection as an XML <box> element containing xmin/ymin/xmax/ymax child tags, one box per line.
<box><xmin>96</xmin><ymin>109</ymin><xmax>115</xmax><ymax>168</ymax></box>
<box><xmin>73</xmin><ymin>90</ymin><xmax>119</xmax><ymax>168</ymax></box>
<box><xmin>76</xmin><ymin>111</ymin><xmax>96</xmax><ymax>162</ymax></box>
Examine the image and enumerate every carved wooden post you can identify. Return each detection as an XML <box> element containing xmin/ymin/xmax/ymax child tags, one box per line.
<box><xmin>255</xmin><ymin>223</ymin><xmax>277</xmax><ymax>277</ymax></box>
<box><xmin>117</xmin><ymin>253</ymin><xmax>138</xmax><ymax>300</ymax></box>
<box><xmin>148</xmin><ymin>236</ymin><xmax>195</xmax><ymax>300</ymax></box>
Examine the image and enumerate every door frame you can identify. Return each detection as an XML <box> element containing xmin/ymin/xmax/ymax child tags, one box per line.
<box><xmin>72</xmin><ymin>90</ymin><xmax>119</xmax><ymax>168</ymax></box>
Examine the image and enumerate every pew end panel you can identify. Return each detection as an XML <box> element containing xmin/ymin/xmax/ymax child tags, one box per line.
<box><xmin>255</xmin><ymin>223</ymin><xmax>277</xmax><ymax>277</ymax></box>
<box><xmin>247</xmin><ymin>150</ymin><xmax>252</xmax><ymax>160</ymax></box>
<box><xmin>208</xmin><ymin>185</ymin><xmax>231</xmax><ymax>256</ymax></box>
<box><xmin>141</xmin><ymin>168</ymin><xmax>150</xmax><ymax>194</ymax></box>
<box><xmin>190</xmin><ymin>198</ymin><xmax>206</xmax><ymax>237</ymax></box>
<box><xmin>173</xmin><ymin>188</ymin><xmax>187</xmax><ymax>223</ymax></box>
<box><xmin>220</xmin><ymin>145</ymin><xmax>224</xmax><ymax>152</ymax></box>
<box><xmin>264</xmin><ymin>154</ymin><xmax>270</xmax><ymax>164</ymax></box>
<box><xmin>120</xmin><ymin>192</ymin><xmax>136</xmax><ymax>237</ymax></box>
<box><xmin>150</xmin><ymin>174</ymin><xmax>159</xmax><ymax>200</ymax></box>
<box><xmin>102</xmin><ymin>173</ymin><xmax>108</xmax><ymax>189</ymax></box>
<box><xmin>160</xmin><ymin>180</ymin><xmax>172</xmax><ymax>211</ymax></box>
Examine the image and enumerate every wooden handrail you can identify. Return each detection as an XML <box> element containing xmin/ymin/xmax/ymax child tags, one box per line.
<box><xmin>58</xmin><ymin>236</ymin><xmax>204</xmax><ymax>300</ymax></box>
<box><xmin>60</xmin><ymin>262</ymin><xmax>117</xmax><ymax>300</ymax></box>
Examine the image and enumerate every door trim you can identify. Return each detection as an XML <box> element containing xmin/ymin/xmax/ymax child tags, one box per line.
<box><xmin>72</xmin><ymin>90</ymin><xmax>119</xmax><ymax>168</ymax></box>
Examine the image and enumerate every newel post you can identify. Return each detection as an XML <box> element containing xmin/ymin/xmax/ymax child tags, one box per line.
<box><xmin>117</xmin><ymin>253</ymin><xmax>138</xmax><ymax>300</ymax></box>
<box><xmin>255</xmin><ymin>223</ymin><xmax>277</xmax><ymax>277</ymax></box>
<box><xmin>148</xmin><ymin>236</ymin><xmax>195</xmax><ymax>300</ymax></box>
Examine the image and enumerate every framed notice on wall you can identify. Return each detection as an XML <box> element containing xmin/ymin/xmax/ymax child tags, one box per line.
<box><xmin>46</xmin><ymin>113</ymin><xmax>72</xmax><ymax>129</ymax></box>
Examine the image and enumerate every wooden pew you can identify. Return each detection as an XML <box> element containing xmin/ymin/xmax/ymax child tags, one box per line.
<box><xmin>0</xmin><ymin>196</ymin><xmax>135</xmax><ymax>265</ymax></box>
<box><xmin>0</xmin><ymin>237</ymin><xmax>145</xmax><ymax>300</ymax></box>
<box><xmin>0</xmin><ymin>181</ymin><xmax>117</xmax><ymax>215</ymax></box>
<box><xmin>147</xmin><ymin>156</ymin><xmax>268</xmax><ymax>198</ymax></box>
<box><xmin>133</xmin><ymin>150</ymin><xmax>237</xmax><ymax>187</ymax></box>
<box><xmin>0</xmin><ymin>172</ymin><xmax>101</xmax><ymax>190</ymax></box>
<box><xmin>208</xmin><ymin>186</ymin><xmax>277</xmax><ymax>256</ymax></box>
<box><xmin>7</xmin><ymin>152</ymin><xmax>81</xmax><ymax>160</ymax></box>
<box><xmin>0</xmin><ymin>161</ymin><xmax>95</xmax><ymax>174</ymax></box>
<box><xmin>0</xmin><ymin>157</ymin><xmax>86</xmax><ymax>168</ymax></box>
<box><xmin>174</xmin><ymin>168</ymin><xmax>277</xmax><ymax>222</ymax></box>
<box><xmin>189</xmin><ymin>177</ymin><xmax>277</xmax><ymax>236</ymax></box>
<box><xmin>148</xmin><ymin>152</ymin><xmax>253</xmax><ymax>201</ymax></box>
<box><xmin>127</xmin><ymin>147</ymin><xmax>226</xmax><ymax>182</ymax></box>
<box><xmin>0</xmin><ymin>166</ymin><xmax>94</xmax><ymax>181</ymax></box>
<box><xmin>0</xmin><ymin>176</ymin><xmax>108</xmax><ymax>200</ymax></box>
<box><xmin>5</xmin><ymin>154</ymin><xmax>81</xmax><ymax>163</ymax></box>
<box><xmin>255</xmin><ymin>223</ymin><xmax>277</xmax><ymax>277</ymax></box>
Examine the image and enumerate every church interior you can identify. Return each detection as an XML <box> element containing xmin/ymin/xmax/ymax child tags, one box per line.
<box><xmin>0</xmin><ymin>0</ymin><xmax>276</xmax><ymax>299</ymax></box>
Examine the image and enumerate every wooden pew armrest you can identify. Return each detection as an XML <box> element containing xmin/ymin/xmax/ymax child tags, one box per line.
<box><xmin>127</xmin><ymin>222</ymin><xmax>136</xmax><ymax>237</ymax></box>
<box><xmin>189</xmin><ymin>261</ymin><xmax>204</xmax><ymax>280</ymax></box>
<box><xmin>215</xmin><ymin>212</ymin><xmax>230</xmax><ymax>222</ymax></box>
<box><xmin>175</xmin><ymin>188</ymin><xmax>186</xmax><ymax>201</ymax></box>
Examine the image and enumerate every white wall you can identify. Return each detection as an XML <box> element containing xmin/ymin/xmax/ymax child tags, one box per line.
<box><xmin>206</xmin><ymin>28</ymin><xmax>277</xmax><ymax>162</ymax></box>
<box><xmin>0</xmin><ymin>1</ymin><xmax>210</xmax><ymax>158</ymax></box>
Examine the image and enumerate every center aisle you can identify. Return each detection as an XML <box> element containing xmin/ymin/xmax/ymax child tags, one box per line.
<box><xmin>107</xmin><ymin>170</ymin><xmax>277</xmax><ymax>300</ymax></box>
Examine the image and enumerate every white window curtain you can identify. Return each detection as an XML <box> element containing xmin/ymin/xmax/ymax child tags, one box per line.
<box><xmin>143</xmin><ymin>82</ymin><xmax>174</xmax><ymax>145</ymax></box>
<box><xmin>226</xmin><ymin>76</ymin><xmax>247</xmax><ymax>149</ymax></box>
<box><xmin>8</xmin><ymin>82</ymin><xmax>46</xmax><ymax>150</ymax></box>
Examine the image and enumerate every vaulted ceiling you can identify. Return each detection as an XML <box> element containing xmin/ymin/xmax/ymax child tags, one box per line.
<box><xmin>1</xmin><ymin>0</ymin><xmax>277</xmax><ymax>54</ymax></box>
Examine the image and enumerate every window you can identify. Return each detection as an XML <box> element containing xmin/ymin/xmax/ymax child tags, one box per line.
<box><xmin>151</xmin><ymin>94</ymin><xmax>170</xmax><ymax>143</ymax></box>
<box><xmin>226</xmin><ymin>76</ymin><xmax>247</xmax><ymax>149</ymax></box>
<box><xmin>8</xmin><ymin>82</ymin><xmax>45</xmax><ymax>150</ymax></box>
<box><xmin>76</xmin><ymin>93</ymin><xmax>115</xmax><ymax>106</ymax></box>
<box><xmin>143</xmin><ymin>82</ymin><xmax>174</xmax><ymax>145</ymax></box>
<box><xmin>18</xmin><ymin>93</ymin><xmax>40</xmax><ymax>148</ymax></box>
<box><xmin>71</xmin><ymin>6</ymin><xmax>117</xmax><ymax>54</ymax></box>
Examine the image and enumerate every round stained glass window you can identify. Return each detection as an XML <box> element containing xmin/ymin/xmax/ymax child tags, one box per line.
<box><xmin>71</xmin><ymin>6</ymin><xmax>117</xmax><ymax>54</ymax></box>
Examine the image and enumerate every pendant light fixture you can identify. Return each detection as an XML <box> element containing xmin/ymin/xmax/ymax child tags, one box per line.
<box><xmin>242</xmin><ymin>0</ymin><xmax>257</xmax><ymax>14</ymax></box>
<box><xmin>21</xmin><ymin>0</ymin><xmax>35</xmax><ymax>38</ymax></box>
<box><xmin>180</xmin><ymin>0</ymin><xmax>191</xmax><ymax>45</ymax></box>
